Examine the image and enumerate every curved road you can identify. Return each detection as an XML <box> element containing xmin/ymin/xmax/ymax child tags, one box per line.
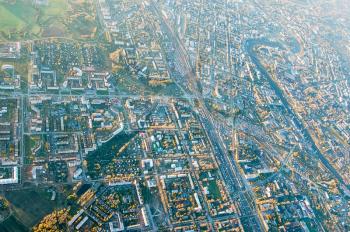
<box><xmin>245</xmin><ymin>38</ymin><xmax>350</xmax><ymax>193</ymax></box>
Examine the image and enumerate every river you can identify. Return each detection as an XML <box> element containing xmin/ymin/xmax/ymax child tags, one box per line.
<box><xmin>244</xmin><ymin>38</ymin><xmax>350</xmax><ymax>192</ymax></box>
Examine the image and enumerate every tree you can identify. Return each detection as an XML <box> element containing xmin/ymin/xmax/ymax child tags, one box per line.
<box><xmin>33</xmin><ymin>209</ymin><xmax>69</xmax><ymax>232</ymax></box>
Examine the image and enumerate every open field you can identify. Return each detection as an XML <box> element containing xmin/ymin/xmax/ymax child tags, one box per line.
<box><xmin>3</xmin><ymin>187</ymin><xmax>66</xmax><ymax>228</ymax></box>
<box><xmin>115</xmin><ymin>69</ymin><xmax>184</xmax><ymax>97</ymax></box>
<box><xmin>0</xmin><ymin>0</ymin><xmax>98</xmax><ymax>42</ymax></box>
<box><xmin>0</xmin><ymin>215</ymin><xmax>28</xmax><ymax>232</ymax></box>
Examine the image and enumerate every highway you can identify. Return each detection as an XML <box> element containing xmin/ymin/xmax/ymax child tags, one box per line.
<box><xmin>200</xmin><ymin>115</ymin><xmax>263</xmax><ymax>231</ymax></box>
<box><xmin>245</xmin><ymin>38</ymin><xmax>350</xmax><ymax>193</ymax></box>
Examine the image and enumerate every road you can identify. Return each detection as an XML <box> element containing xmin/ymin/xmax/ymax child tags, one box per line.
<box><xmin>150</xmin><ymin>2</ymin><xmax>264</xmax><ymax>231</ymax></box>
<box><xmin>245</xmin><ymin>38</ymin><xmax>350</xmax><ymax>193</ymax></box>
<box><xmin>200</xmin><ymin>115</ymin><xmax>263</xmax><ymax>231</ymax></box>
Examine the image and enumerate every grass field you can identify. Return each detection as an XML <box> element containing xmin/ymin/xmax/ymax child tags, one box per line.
<box><xmin>0</xmin><ymin>1</ymin><xmax>42</xmax><ymax>39</ymax></box>
<box><xmin>0</xmin><ymin>215</ymin><xmax>28</xmax><ymax>232</ymax></box>
<box><xmin>4</xmin><ymin>188</ymin><xmax>63</xmax><ymax>228</ymax></box>
<box><xmin>115</xmin><ymin>69</ymin><xmax>184</xmax><ymax>97</ymax></box>
<box><xmin>0</xmin><ymin>0</ymin><xmax>98</xmax><ymax>41</ymax></box>
<box><xmin>0</xmin><ymin>5</ymin><xmax>25</xmax><ymax>31</ymax></box>
<box><xmin>207</xmin><ymin>180</ymin><xmax>222</xmax><ymax>199</ymax></box>
<box><xmin>0</xmin><ymin>2</ymin><xmax>37</xmax><ymax>31</ymax></box>
<box><xmin>42</xmin><ymin>0</ymin><xmax>68</xmax><ymax>17</ymax></box>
